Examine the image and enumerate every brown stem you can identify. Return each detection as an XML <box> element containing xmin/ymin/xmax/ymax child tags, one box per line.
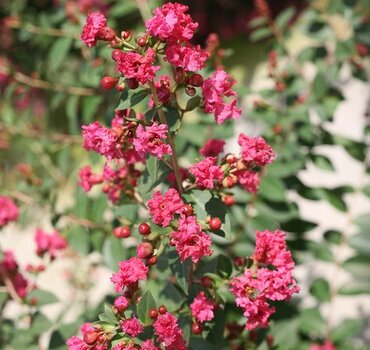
<box><xmin>0</xmin><ymin>64</ymin><xmax>96</xmax><ymax>96</ymax></box>
<box><xmin>149</xmin><ymin>82</ymin><xmax>184</xmax><ymax>194</ymax></box>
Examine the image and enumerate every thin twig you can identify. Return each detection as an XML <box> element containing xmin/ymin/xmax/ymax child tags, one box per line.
<box><xmin>0</xmin><ymin>64</ymin><xmax>96</xmax><ymax>96</ymax></box>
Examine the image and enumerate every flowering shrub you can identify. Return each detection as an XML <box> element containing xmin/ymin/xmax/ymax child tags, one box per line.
<box><xmin>0</xmin><ymin>0</ymin><xmax>369</xmax><ymax>350</ymax></box>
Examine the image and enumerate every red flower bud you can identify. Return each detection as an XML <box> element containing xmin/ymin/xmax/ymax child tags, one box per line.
<box><xmin>209</xmin><ymin>217</ymin><xmax>222</xmax><ymax>231</ymax></box>
<box><xmin>138</xmin><ymin>223</ymin><xmax>151</xmax><ymax>236</ymax></box>
<box><xmin>101</xmin><ymin>76</ymin><xmax>118</xmax><ymax>91</ymax></box>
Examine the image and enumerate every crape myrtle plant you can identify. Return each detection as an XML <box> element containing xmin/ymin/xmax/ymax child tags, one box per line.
<box><xmin>68</xmin><ymin>3</ymin><xmax>300</xmax><ymax>350</ymax></box>
<box><xmin>0</xmin><ymin>0</ymin><xmax>369</xmax><ymax>350</ymax></box>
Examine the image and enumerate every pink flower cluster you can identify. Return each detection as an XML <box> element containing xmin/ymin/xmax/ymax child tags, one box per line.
<box><xmin>146</xmin><ymin>3</ymin><xmax>198</xmax><ymax>43</ymax></box>
<box><xmin>309</xmin><ymin>341</ymin><xmax>336</xmax><ymax>350</ymax></box>
<box><xmin>80</xmin><ymin>12</ymin><xmax>115</xmax><ymax>47</ymax></box>
<box><xmin>153</xmin><ymin>312</ymin><xmax>187</xmax><ymax>350</ymax></box>
<box><xmin>199</xmin><ymin>139</ymin><xmax>225</xmax><ymax>157</ymax></box>
<box><xmin>121</xmin><ymin>317</ymin><xmax>143</xmax><ymax>337</ymax></box>
<box><xmin>0</xmin><ymin>251</ymin><xmax>29</xmax><ymax>298</ymax></box>
<box><xmin>133</xmin><ymin>122</ymin><xmax>172</xmax><ymax>160</ymax></box>
<box><xmin>147</xmin><ymin>189</ymin><xmax>184</xmax><ymax>227</ymax></box>
<box><xmin>236</xmin><ymin>170</ymin><xmax>260</xmax><ymax>193</ymax></box>
<box><xmin>78</xmin><ymin>165</ymin><xmax>104</xmax><ymax>192</ymax></box>
<box><xmin>238</xmin><ymin>133</ymin><xmax>275</xmax><ymax>167</ymax></box>
<box><xmin>114</xmin><ymin>48</ymin><xmax>160</xmax><ymax>85</ymax></box>
<box><xmin>34</xmin><ymin>228</ymin><xmax>67</xmax><ymax>259</ymax></box>
<box><xmin>190</xmin><ymin>292</ymin><xmax>215</xmax><ymax>323</ymax></box>
<box><xmin>189</xmin><ymin>157</ymin><xmax>224</xmax><ymax>189</ymax></box>
<box><xmin>67</xmin><ymin>323</ymin><xmax>107</xmax><ymax>350</ymax></box>
<box><xmin>111</xmin><ymin>257</ymin><xmax>148</xmax><ymax>292</ymax></box>
<box><xmin>230</xmin><ymin>230</ymin><xmax>299</xmax><ymax>330</ymax></box>
<box><xmin>0</xmin><ymin>196</ymin><xmax>19</xmax><ymax>227</ymax></box>
<box><xmin>202</xmin><ymin>70</ymin><xmax>242</xmax><ymax>124</ymax></box>
<box><xmin>171</xmin><ymin>216</ymin><xmax>213</xmax><ymax>263</ymax></box>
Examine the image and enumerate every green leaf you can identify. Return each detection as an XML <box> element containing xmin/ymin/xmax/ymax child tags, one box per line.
<box><xmin>348</xmin><ymin>233</ymin><xmax>370</xmax><ymax>255</ymax></box>
<box><xmin>67</xmin><ymin>226</ymin><xmax>90</xmax><ymax>256</ymax></box>
<box><xmin>319</xmin><ymin>188</ymin><xmax>347</xmax><ymax>212</ymax></box>
<box><xmin>217</xmin><ymin>255</ymin><xmax>233</xmax><ymax>278</ymax></box>
<box><xmin>27</xmin><ymin>289</ymin><xmax>59</xmax><ymax>306</ymax></box>
<box><xmin>298</xmin><ymin>308</ymin><xmax>326</xmax><ymax>337</ymax></box>
<box><xmin>312</xmin><ymin>72</ymin><xmax>329</xmax><ymax>99</ymax></box>
<box><xmin>250</xmin><ymin>27</ymin><xmax>272</xmax><ymax>41</ymax></box>
<box><xmin>311</xmin><ymin>154</ymin><xmax>335</xmax><ymax>171</ymax></box>
<box><xmin>48</xmin><ymin>37</ymin><xmax>72</xmax><ymax>71</ymax></box>
<box><xmin>116</xmin><ymin>89</ymin><xmax>149</xmax><ymax>110</ymax></box>
<box><xmin>309</xmin><ymin>278</ymin><xmax>331</xmax><ymax>302</ymax></box>
<box><xmin>185</xmin><ymin>96</ymin><xmax>201</xmax><ymax>111</ymax></box>
<box><xmin>103</xmin><ymin>236</ymin><xmax>125</xmax><ymax>270</ymax></box>
<box><xmin>259</xmin><ymin>175</ymin><xmax>286</xmax><ymax>202</ymax></box>
<box><xmin>363</xmin><ymin>184</ymin><xmax>370</xmax><ymax>197</ymax></box>
<box><xmin>331</xmin><ymin>319</ymin><xmax>363</xmax><ymax>342</ymax></box>
<box><xmin>82</xmin><ymin>96</ymin><xmax>102</xmax><ymax>123</ymax></box>
<box><xmin>275</xmin><ymin>7</ymin><xmax>295</xmax><ymax>30</ymax></box>
<box><xmin>342</xmin><ymin>255</ymin><xmax>370</xmax><ymax>278</ymax></box>
<box><xmin>169</xmin><ymin>254</ymin><xmax>190</xmax><ymax>294</ymax></box>
<box><xmin>28</xmin><ymin>313</ymin><xmax>52</xmax><ymax>336</ymax></box>
<box><xmin>249</xmin><ymin>17</ymin><xmax>268</xmax><ymax>28</ymax></box>
<box><xmin>308</xmin><ymin>241</ymin><xmax>334</xmax><ymax>261</ymax></box>
<box><xmin>137</xmin><ymin>290</ymin><xmax>157</xmax><ymax>324</ymax></box>
<box><xmin>353</xmin><ymin>214</ymin><xmax>370</xmax><ymax>230</ymax></box>
<box><xmin>138</xmin><ymin>157</ymin><xmax>171</xmax><ymax>199</ymax></box>
<box><xmin>338</xmin><ymin>279</ymin><xmax>370</xmax><ymax>295</ymax></box>
<box><xmin>323</xmin><ymin>230</ymin><xmax>343</xmax><ymax>244</ymax></box>
<box><xmin>99</xmin><ymin>304</ymin><xmax>117</xmax><ymax>324</ymax></box>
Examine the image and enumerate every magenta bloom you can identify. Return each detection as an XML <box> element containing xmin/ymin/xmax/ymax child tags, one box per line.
<box><xmin>114</xmin><ymin>296</ymin><xmax>130</xmax><ymax>312</ymax></box>
<box><xmin>0</xmin><ymin>196</ymin><xmax>19</xmax><ymax>227</ymax></box>
<box><xmin>238</xmin><ymin>134</ymin><xmax>275</xmax><ymax>167</ymax></box>
<box><xmin>34</xmin><ymin>229</ymin><xmax>67</xmax><ymax>259</ymax></box>
<box><xmin>190</xmin><ymin>292</ymin><xmax>215</xmax><ymax>323</ymax></box>
<box><xmin>133</xmin><ymin>122</ymin><xmax>172</xmax><ymax>160</ymax></box>
<box><xmin>202</xmin><ymin>70</ymin><xmax>241</xmax><ymax>124</ymax></box>
<box><xmin>114</xmin><ymin>48</ymin><xmax>160</xmax><ymax>84</ymax></box>
<box><xmin>153</xmin><ymin>312</ymin><xmax>187</xmax><ymax>350</ymax></box>
<box><xmin>147</xmin><ymin>189</ymin><xmax>184</xmax><ymax>227</ymax></box>
<box><xmin>67</xmin><ymin>323</ymin><xmax>107</xmax><ymax>350</ymax></box>
<box><xmin>78</xmin><ymin>165</ymin><xmax>103</xmax><ymax>192</ymax></box>
<box><xmin>199</xmin><ymin>139</ymin><xmax>225</xmax><ymax>157</ymax></box>
<box><xmin>230</xmin><ymin>229</ymin><xmax>299</xmax><ymax>330</ymax></box>
<box><xmin>141</xmin><ymin>340</ymin><xmax>159</xmax><ymax>350</ymax></box>
<box><xmin>121</xmin><ymin>317</ymin><xmax>143</xmax><ymax>337</ymax></box>
<box><xmin>146</xmin><ymin>2</ymin><xmax>198</xmax><ymax>43</ymax></box>
<box><xmin>165</xmin><ymin>43</ymin><xmax>209</xmax><ymax>72</ymax></box>
<box><xmin>309</xmin><ymin>341</ymin><xmax>336</xmax><ymax>350</ymax></box>
<box><xmin>189</xmin><ymin>157</ymin><xmax>224</xmax><ymax>189</ymax></box>
<box><xmin>82</xmin><ymin>121</ymin><xmax>118</xmax><ymax>160</ymax></box>
<box><xmin>171</xmin><ymin>216</ymin><xmax>213</xmax><ymax>263</ymax></box>
<box><xmin>80</xmin><ymin>12</ymin><xmax>115</xmax><ymax>47</ymax></box>
<box><xmin>111</xmin><ymin>257</ymin><xmax>148</xmax><ymax>292</ymax></box>
<box><xmin>237</xmin><ymin>170</ymin><xmax>260</xmax><ymax>193</ymax></box>
<box><xmin>0</xmin><ymin>251</ymin><xmax>29</xmax><ymax>298</ymax></box>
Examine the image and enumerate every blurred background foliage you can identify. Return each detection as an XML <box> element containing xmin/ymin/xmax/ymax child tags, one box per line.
<box><xmin>0</xmin><ymin>0</ymin><xmax>370</xmax><ymax>349</ymax></box>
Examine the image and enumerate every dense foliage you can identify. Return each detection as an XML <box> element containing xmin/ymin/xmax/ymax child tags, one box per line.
<box><xmin>0</xmin><ymin>1</ymin><xmax>369</xmax><ymax>350</ymax></box>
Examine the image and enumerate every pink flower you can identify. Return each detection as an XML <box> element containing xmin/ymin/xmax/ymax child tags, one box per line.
<box><xmin>202</xmin><ymin>70</ymin><xmax>241</xmax><ymax>124</ymax></box>
<box><xmin>121</xmin><ymin>316</ymin><xmax>143</xmax><ymax>337</ymax></box>
<box><xmin>111</xmin><ymin>257</ymin><xmax>148</xmax><ymax>292</ymax></box>
<box><xmin>0</xmin><ymin>196</ymin><xmax>19</xmax><ymax>227</ymax></box>
<box><xmin>171</xmin><ymin>216</ymin><xmax>213</xmax><ymax>263</ymax></box>
<box><xmin>153</xmin><ymin>312</ymin><xmax>187</xmax><ymax>350</ymax></box>
<box><xmin>237</xmin><ymin>170</ymin><xmax>260</xmax><ymax>193</ymax></box>
<box><xmin>149</xmin><ymin>76</ymin><xmax>171</xmax><ymax>108</ymax></box>
<box><xmin>189</xmin><ymin>157</ymin><xmax>224</xmax><ymax>189</ymax></box>
<box><xmin>78</xmin><ymin>165</ymin><xmax>103</xmax><ymax>192</ymax></box>
<box><xmin>34</xmin><ymin>229</ymin><xmax>67</xmax><ymax>259</ymax></box>
<box><xmin>199</xmin><ymin>139</ymin><xmax>225</xmax><ymax>157</ymax></box>
<box><xmin>309</xmin><ymin>341</ymin><xmax>336</xmax><ymax>350</ymax></box>
<box><xmin>238</xmin><ymin>134</ymin><xmax>275</xmax><ymax>167</ymax></box>
<box><xmin>80</xmin><ymin>12</ymin><xmax>115</xmax><ymax>47</ymax></box>
<box><xmin>133</xmin><ymin>122</ymin><xmax>172</xmax><ymax>159</ymax></box>
<box><xmin>190</xmin><ymin>292</ymin><xmax>215</xmax><ymax>323</ymax></box>
<box><xmin>254</xmin><ymin>230</ymin><xmax>294</xmax><ymax>270</ymax></box>
<box><xmin>146</xmin><ymin>3</ymin><xmax>198</xmax><ymax>43</ymax></box>
<box><xmin>67</xmin><ymin>323</ymin><xmax>107</xmax><ymax>350</ymax></box>
<box><xmin>82</xmin><ymin>121</ymin><xmax>118</xmax><ymax>160</ymax></box>
<box><xmin>147</xmin><ymin>189</ymin><xmax>184</xmax><ymax>227</ymax></box>
<box><xmin>0</xmin><ymin>251</ymin><xmax>29</xmax><ymax>298</ymax></box>
<box><xmin>114</xmin><ymin>296</ymin><xmax>130</xmax><ymax>312</ymax></box>
<box><xmin>165</xmin><ymin>43</ymin><xmax>208</xmax><ymax>72</ymax></box>
<box><xmin>141</xmin><ymin>340</ymin><xmax>159</xmax><ymax>350</ymax></box>
<box><xmin>114</xmin><ymin>48</ymin><xmax>160</xmax><ymax>84</ymax></box>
